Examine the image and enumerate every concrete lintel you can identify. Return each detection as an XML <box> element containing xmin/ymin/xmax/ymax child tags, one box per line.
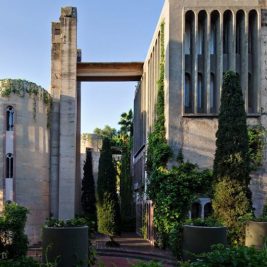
<box><xmin>77</xmin><ymin>62</ymin><xmax>143</xmax><ymax>82</ymax></box>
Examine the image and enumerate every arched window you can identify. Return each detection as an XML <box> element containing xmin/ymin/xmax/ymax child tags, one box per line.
<box><xmin>210</xmin><ymin>73</ymin><xmax>216</xmax><ymax>113</ymax></box>
<box><xmin>191</xmin><ymin>202</ymin><xmax>201</xmax><ymax>219</ymax></box>
<box><xmin>198</xmin><ymin>73</ymin><xmax>204</xmax><ymax>112</ymax></box>
<box><xmin>185</xmin><ymin>73</ymin><xmax>192</xmax><ymax>113</ymax></box>
<box><xmin>248</xmin><ymin>73</ymin><xmax>254</xmax><ymax>113</ymax></box>
<box><xmin>185</xmin><ymin>11</ymin><xmax>194</xmax><ymax>55</ymax></box>
<box><xmin>223</xmin><ymin>11</ymin><xmax>232</xmax><ymax>54</ymax></box>
<box><xmin>210</xmin><ymin>11</ymin><xmax>219</xmax><ymax>55</ymax></box>
<box><xmin>6</xmin><ymin>106</ymin><xmax>14</xmax><ymax>131</ymax></box>
<box><xmin>6</xmin><ymin>153</ymin><xmax>13</xmax><ymax>178</ymax></box>
<box><xmin>236</xmin><ymin>11</ymin><xmax>245</xmax><ymax>55</ymax></box>
<box><xmin>198</xmin><ymin>11</ymin><xmax>206</xmax><ymax>55</ymax></box>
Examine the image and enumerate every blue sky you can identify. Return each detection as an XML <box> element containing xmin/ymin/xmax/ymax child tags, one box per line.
<box><xmin>0</xmin><ymin>0</ymin><xmax>164</xmax><ymax>133</ymax></box>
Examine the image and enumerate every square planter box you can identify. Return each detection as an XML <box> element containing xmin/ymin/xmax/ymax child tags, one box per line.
<box><xmin>245</xmin><ymin>221</ymin><xmax>267</xmax><ymax>249</ymax></box>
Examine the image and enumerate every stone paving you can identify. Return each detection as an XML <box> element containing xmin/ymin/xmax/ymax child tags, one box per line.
<box><xmin>92</xmin><ymin>232</ymin><xmax>177</xmax><ymax>267</ymax></box>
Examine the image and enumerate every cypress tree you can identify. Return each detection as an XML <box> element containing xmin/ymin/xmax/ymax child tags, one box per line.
<box><xmin>213</xmin><ymin>71</ymin><xmax>252</xmax><ymax>244</ymax></box>
<box><xmin>81</xmin><ymin>149</ymin><xmax>97</xmax><ymax>227</ymax></box>
<box><xmin>97</xmin><ymin>138</ymin><xmax>120</xmax><ymax>240</ymax></box>
<box><xmin>213</xmin><ymin>71</ymin><xmax>250</xmax><ymax>186</ymax></box>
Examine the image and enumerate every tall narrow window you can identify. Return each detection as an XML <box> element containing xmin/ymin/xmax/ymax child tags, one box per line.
<box><xmin>210</xmin><ymin>23</ymin><xmax>216</xmax><ymax>54</ymax></box>
<box><xmin>6</xmin><ymin>106</ymin><xmax>14</xmax><ymax>131</ymax></box>
<box><xmin>210</xmin><ymin>11</ymin><xmax>219</xmax><ymax>55</ymax></box>
<box><xmin>198</xmin><ymin>11</ymin><xmax>206</xmax><ymax>55</ymax></box>
<box><xmin>198</xmin><ymin>73</ymin><xmax>204</xmax><ymax>112</ymax></box>
<box><xmin>185</xmin><ymin>73</ymin><xmax>192</xmax><ymax>113</ymax></box>
<box><xmin>210</xmin><ymin>74</ymin><xmax>216</xmax><ymax>113</ymax></box>
<box><xmin>236</xmin><ymin>11</ymin><xmax>244</xmax><ymax>55</ymax></box>
<box><xmin>6</xmin><ymin>153</ymin><xmax>13</xmax><ymax>178</ymax></box>
<box><xmin>223</xmin><ymin>11</ymin><xmax>232</xmax><ymax>54</ymax></box>
<box><xmin>185</xmin><ymin>21</ymin><xmax>191</xmax><ymax>55</ymax></box>
<box><xmin>185</xmin><ymin>11</ymin><xmax>194</xmax><ymax>55</ymax></box>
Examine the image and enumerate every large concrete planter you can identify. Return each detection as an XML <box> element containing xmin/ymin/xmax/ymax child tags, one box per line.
<box><xmin>182</xmin><ymin>225</ymin><xmax>227</xmax><ymax>260</ymax></box>
<box><xmin>245</xmin><ymin>221</ymin><xmax>267</xmax><ymax>249</ymax></box>
<box><xmin>42</xmin><ymin>226</ymin><xmax>88</xmax><ymax>267</ymax></box>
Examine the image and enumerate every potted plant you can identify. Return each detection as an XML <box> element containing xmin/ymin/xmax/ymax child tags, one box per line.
<box><xmin>245</xmin><ymin>205</ymin><xmax>267</xmax><ymax>249</ymax></box>
<box><xmin>42</xmin><ymin>217</ymin><xmax>89</xmax><ymax>267</ymax></box>
<box><xmin>182</xmin><ymin>217</ymin><xmax>227</xmax><ymax>260</ymax></box>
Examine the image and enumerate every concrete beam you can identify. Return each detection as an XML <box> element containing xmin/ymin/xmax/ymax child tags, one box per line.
<box><xmin>77</xmin><ymin>62</ymin><xmax>143</xmax><ymax>82</ymax></box>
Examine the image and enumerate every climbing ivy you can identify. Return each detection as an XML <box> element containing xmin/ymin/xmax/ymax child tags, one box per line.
<box><xmin>0</xmin><ymin>79</ymin><xmax>52</xmax><ymax>125</ymax></box>
<box><xmin>248</xmin><ymin>126</ymin><xmax>266</xmax><ymax>171</ymax></box>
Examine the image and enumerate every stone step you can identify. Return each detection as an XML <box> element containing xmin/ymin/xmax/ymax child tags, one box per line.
<box><xmin>96</xmin><ymin>248</ymin><xmax>177</xmax><ymax>266</ymax></box>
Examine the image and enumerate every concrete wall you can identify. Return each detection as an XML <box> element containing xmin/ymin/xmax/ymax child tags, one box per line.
<box><xmin>133</xmin><ymin>0</ymin><xmax>267</xmax><ymax>218</ymax></box>
<box><xmin>0</xmin><ymin>80</ymin><xmax>50</xmax><ymax>245</ymax></box>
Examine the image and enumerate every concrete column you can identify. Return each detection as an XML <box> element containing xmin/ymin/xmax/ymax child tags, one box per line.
<box><xmin>75</xmin><ymin>49</ymin><xmax>81</xmax><ymax>215</ymax></box>
<box><xmin>229</xmin><ymin>11</ymin><xmax>236</xmax><ymax>71</ymax></box>
<box><xmin>205</xmin><ymin>12</ymin><xmax>210</xmax><ymax>113</ymax></box>
<box><xmin>240</xmin><ymin>12</ymin><xmax>248</xmax><ymax>108</ymax></box>
<box><xmin>50</xmin><ymin>22</ymin><xmax>61</xmax><ymax>218</ymax></box>
<box><xmin>58</xmin><ymin>7</ymin><xmax>78</xmax><ymax>220</ymax></box>
<box><xmin>217</xmin><ymin>12</ymin><xmax>223</xmax><ymax>110</ymax></box>
<box><xmin>193</xmin><ymin>12</ymin><xmax>198</xmax><ymax>113</ymax></box>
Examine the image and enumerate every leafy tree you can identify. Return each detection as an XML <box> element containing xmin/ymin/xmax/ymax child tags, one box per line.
<box><xmin>213</xmin><ymin>71</ymin><xmax>252</xmax><ymax>245</ymax></box>
<box><xmin>81</xmin><ymin>149</ymin><xmax>97</xmax><ymax>228</ymax></box>
<box><xmin>118</xmin><ymin>109</ymin><xmax>133</xmax><ymax>137</ymax></box>
<box><xmin>93</xmin><ymin>125</ymin><xmax>117</xmax><ymax>140</ymax></box>
<box><xmin>97</xmin><ymin>138</ymin><xmax>120</xmax><ymax>240</ymax></box>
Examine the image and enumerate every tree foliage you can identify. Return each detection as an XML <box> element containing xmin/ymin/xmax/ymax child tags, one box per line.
<box><xmin>212</xmin><ymin>71</ymin><xmax>252</xmax><ymax>245</ymax></box>
<box><xmin>213</xmin><ymin>71</ymin><xmax>250</xmax><ymax>186</ymax></box>
<box><xmin>81</xmin><ymin>149</ymin><xmax>97</xmax><ymax>227</ymax></box>
<box><xmin>0</xmin><ymin>202</ymin><xmax>29</xmax><ymax>259</ymax></box>
<box><xmin>97</xmin><ymin>138</ymin><xmax>120</xmax><ymax>236</ymax></box>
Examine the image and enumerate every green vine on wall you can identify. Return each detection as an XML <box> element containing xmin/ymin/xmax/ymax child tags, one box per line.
<box><xmin>248</xmin><ymin>125</ymin><xmax>266</xmax><ymax>171</ymax></box>
<box><xmin>0</xmin><ymin>79</ymin><xmax>52</xmax><ymax>127</ymax></box>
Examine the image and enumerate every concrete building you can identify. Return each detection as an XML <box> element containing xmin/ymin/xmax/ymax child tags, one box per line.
<box><xmin>0</xmin><ymin>79</ymin><xmax>51</xmax><ymax>244</ymax></box>
<box><xmin>2</xmin><ymin>0</ymin><xmax>267</xmax><ymax>245</ymax></box>
<box><xmin>133</xmin><ymin>0</ymin><xmax>267</xmax><ymax>240</ymax></box>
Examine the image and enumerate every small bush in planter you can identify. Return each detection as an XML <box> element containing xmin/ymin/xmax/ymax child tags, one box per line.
<box><xmin>43</xmin><ymin>217</ymin><xmax>94</xmax><ymax>267</ymax></box>
<box><xmin>182</xmin><ymin>217</ymin><xmax>227</xmax><ymax>260</ymax></box>
<box><xmin>180</xmin><ymin>244</ymin><xmax>267</xmax><ymax>267</ymax></box>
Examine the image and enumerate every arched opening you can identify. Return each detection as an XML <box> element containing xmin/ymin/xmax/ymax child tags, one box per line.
<box><xmin>210</xmin><ymin>11</ymin><xmax>219</xmax><ymax>55</ymax></box>
<box><xmin>6</xmin><ymin>153</ymin><xmax>13</xmax><ymax>179</ymax></box>
<box><xmin>223</xmin><ymin>10</ymin><xmax>232</xmax><ymax>55</ymax></box>
<box><xmin>6</xmin><ymin>106</ymin><xmax>14</xmax><ymax>131</ymax></box>
<box><xmin>236</xmin><ymin>10</ymin><xmax>245</xmax><ymax>56</ymax></box>
<box><xmin>191</xmin><ymin>202</ymin><xmax>201</xmax><ymax>219</ymax></box>
<box><xmin>204</xmin><ymin>203</ymin><xmax>212</xmax><ymax>218</ymax></box>
<box><xmin>185</xmin><ymin>11</ymin><xmax>194</xmax><ymax>55</ymax></box>
<box><xmin>248</xmin><ymin>10</ymin><xmax>258</xmax><ymax>113</ymax></box>
<box><xmin>198</xmin><ymin>11</ymin><xmax>207</xmax><ymax>55</ymax></box>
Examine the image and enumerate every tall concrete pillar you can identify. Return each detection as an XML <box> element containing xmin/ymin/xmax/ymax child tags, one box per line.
<box><xmin>50</xmin><ymin>7</ymin><xmax>78</xmax><ymax>220</ymax></box>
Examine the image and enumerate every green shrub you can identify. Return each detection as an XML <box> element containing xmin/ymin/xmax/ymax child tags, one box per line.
<box><xmin>248</xmin><ymin>126</ymin><xmax>265</xmax><ymax>171</ymax></box>
<box><xmin>180</xmin><ymin>244</ymin><xmax>267</xmax><ymax>267</ymax></box>
<box><xmin>185</xmin><ymin>217</ymin><xmax>222</xmax><ymax>227</ymax></box>
<box><xmin>152</xmin><ymin>163</ymin><xmax>212</xmax><ymax>255</ymax></box>
<box><xmin>213</xmin><ymin>178</ymin><xmax>251</xmax><ymax>244</ymax></box>
<box><xmin>131</xmin><ymin>261</ymin><xmax>163</xmax><ymax>267</ymax></box>
<box><xmin>0</xmin><ymin>202</ymin><xmax>29</xmax><ymax>259</ymax></box>
<box><xmin>0</xmin><ymin>257</ymin><xmax>40</xmax><ymax>267</ymax></box>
